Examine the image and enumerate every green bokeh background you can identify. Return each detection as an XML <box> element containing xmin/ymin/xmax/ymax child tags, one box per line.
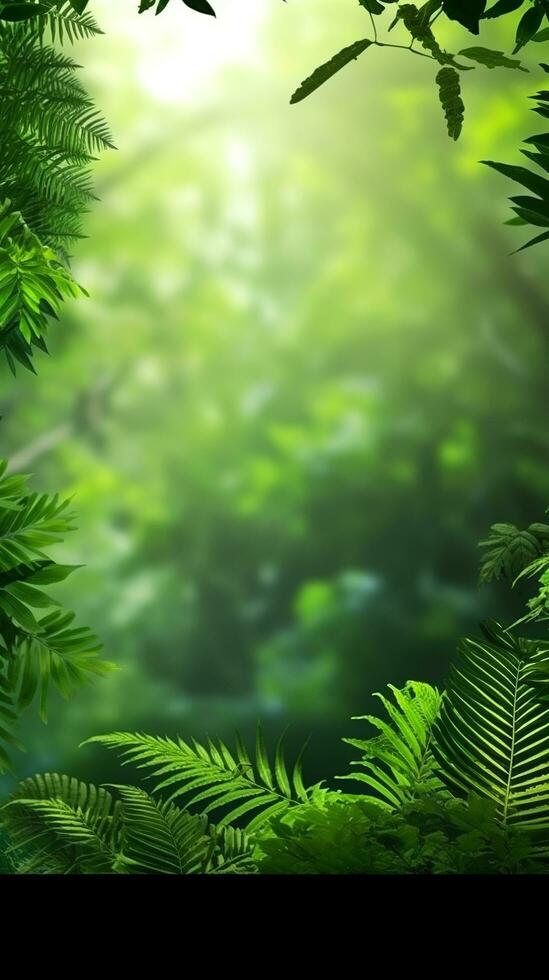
<box><xmin>1</xmin><ymin>0</ymin><xmax>548</xmax><ymax>789</ymax></box>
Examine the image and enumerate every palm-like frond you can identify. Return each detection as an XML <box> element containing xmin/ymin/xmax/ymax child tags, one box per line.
<box><xmin>0</xmin><ymin>459</ymin><xmax>113</xmax><ymax>770</ymax></box>
<box><xmin>27</xmin><ymin>0</ymin><xmax>103</xmax><ymax>45</ymax></box>
<box><xmin>338</xmin><ymin>681</ymin><xmax>443</xmax><ymax>808</ymax></box>
<box><xmin>112</xmin><ymin>784</ymin><xmax>212</xmax><ymax>874</ymax></box>
<box><xmin>0</xmin><ymin>202</ymin><xmax>84</xmax><ymax>372</ymax></box>
<box><xmin>85</xmin><ymin>725</ymin><xmax>315</xmax><ymax>832</ymax></box>
<box><xmin>0</xmin><ymin>670</ymin><xmax>21</xmax><ymax>772</ymax></box>
<box><xmin>111</xmin><ymin>784</ymin><xmax>255</xmax><ymax>874</ymax></box>
<box><xmin>483</xmin><ymin>70</ymin><xmax>549</xmax><ymax>252</ymax></box>
<box><xmin>0</xmin><ymin>773</ymin><xmax>256</xmax><ymax>875</ymax></box>
<box><xmin>2</xmin><ymin>773</ymin><xmax>123</xmax><ymax>873</ymax></box>
<box><xmin>432</xmin><ymin>621</ymin><xmax>549</xmax><ymax>830</ymax></box>
<box><xmin>0</xmin><ymin>200</ymin><xmax>84</xmax><ymax>373</ymax></box>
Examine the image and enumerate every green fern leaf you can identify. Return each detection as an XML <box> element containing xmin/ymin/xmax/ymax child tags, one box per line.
<box><xmin>432</xmin><ymin>621</ymin><xmax>549</xmax><ymax>831</ymax></box>
<box><xmin>0</xmin><ymin>460</ymin><xmax>113</xmax><ymax>769</ymax></box>
<box><xmin>1</xmin><ymin>773</ymin><xmax>122</xmax><ymax>873</ymax></box>
<box><xmin>478</xmin><ymin>522</ymin><xmax>547</xmax><ymax>583</ymax></box>
<box><xmin>83</xmin><ymin>725</ymin><xmax>315</xmax><ymax>832</ymax></box>
<box><xmin>338</xmin><ymin>680</ymin><xmax>443</xmax><ymax>807</ymax></box>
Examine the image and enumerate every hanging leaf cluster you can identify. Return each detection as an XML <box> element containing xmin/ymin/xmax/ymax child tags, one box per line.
<box><xmin>290</xmin><ymin>0</ymin><xmax>547</xmax><ymax>145</ymax></box>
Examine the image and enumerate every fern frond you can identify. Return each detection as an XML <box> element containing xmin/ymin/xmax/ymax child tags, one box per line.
<box><xmin>0</xmin><ymin>203</ymin><xmax>84</xmax><ymax>370</ymax></box>
<box><xmin>479</xmin><ymin>521</ymin><xmax>549</xmax><ymax>584</ymax></box>
<box><xmin>0</xmin><ymin>26</ymin><xmax>113</xmax><ymax>247</ymax></box>
<box><xmin>27</xmin><ymin>0</ymin><xmax>103</xmax><ymax>45</ymax></box>
<box><xmin>0</xmin><ymin>459</ymin><xmax>113</xmax><ymax>769</ymax></box>
<box><xmin>84</xmin><ymin>725</ymin><xmax>314</xmax><ymax>833</ymax></box>
<box><xmin>338</xmin><ymin>680</ymin><xmax>443</xmax><ymax>808</ymax></box>
<box><xmin>483</xmin><ymin>72</ymin><xmax>549</xmax><ymax>251</ymax></box>
<box><xmin>110</xmin><ymin>784</ymin><xmax>255</xmax><ymax>874</ymax></box>
<box><xmin>432</xmin><ymin>621</ymin><xmax>549</xmax><ymax>831</ymax></box>
<box><xmin>205</xmin><ymin>823</ymin><xmax>256</xmax><ymax>874</ymax></box>
<box><xmin>110</xmin><ymin>784</ymin><xmax>212</xmax><ymax>874</ymax></box>
<box><xmin>6</xmin><ymin>608</ymin><xmax>113</xmax><ymax>722</ymax></box>
<box><xmin>1</xmin><ymin>773</ymin><xmax>122</xmax><ymax>873</ymax></box>
<box><xmin>0</xmin><ymin>12</ymin><xmax>112</xmax><ymax>370</ymax></box>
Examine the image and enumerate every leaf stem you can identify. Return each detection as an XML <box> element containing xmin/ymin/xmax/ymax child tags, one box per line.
<box><xmin>373</xmin><ymin>40</ymin><xmax>435</xmax><ymax>62</ymax></box>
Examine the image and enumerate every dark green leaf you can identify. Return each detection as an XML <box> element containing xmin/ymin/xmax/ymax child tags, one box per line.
<box><xmin>290</xmin><ymin>39</ymin><xmax>373</xmax><ymax>105</ymax></box>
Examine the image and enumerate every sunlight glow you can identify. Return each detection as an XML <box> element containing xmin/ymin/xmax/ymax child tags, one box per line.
<box><xmin>93</xmin><ymin>0</ymin><xmax>268</xmax><ymax>104</ymax></box>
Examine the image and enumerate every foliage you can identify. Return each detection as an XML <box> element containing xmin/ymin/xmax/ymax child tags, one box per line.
<box><xmin>0</xmin><ymin>459</ymin><xmax>113</xmax><ymax>773</ymax></box>
<box><xmin>137</xmin><ymin>0</ymin><xmax>217</xmax><ymax>16</ymax></box>
<box><xmin>432</xmin><ymin>620</ymin><xmax>549</xmax><ymax>830</ymax></box>
<box><xmin>478</xmin><ymin>510</ymin><xmax>549</xmax><ymax>625</ymax></box>
<box><xmin>289</xmin><ymin>0</ymin><xmax>539</xmax><ymax>140</ymax></box>
<box><xmin>256</xmin><ymin>793</ymin><xmax>549</xmax><ymax>874</ymax></box>
<box><xmin>84</xmin><ymin>724</ymin><xmax>319</xmax><ymax>832</ymax></box>
<box><xmin>514</xmin><ymin>555</ymin><xmax>549</xmax><ymax>624</ymax></box>
<box><xmin>0</xmin><ymin>203</ymin><xmax>84</xmax><ymax>373</ymax></box>
<box><xmin>338</xmin><ymin>680</ymin><xmax>444</xmax><ymax>806</ymax></box>
<box><xmin>0</xmin><ymin>1</ymin><xmax>112</xmax><ymax>372</ymax></box>
<box><xmin>290</xmin><ymin>2</ymin><xmax>549</xmax><ymax>249</ymax></box>
<box><xmin>479</xmin><ymin>518</ymin><xmax>549</xmax><ymax>583</ymax></box>
<box><xmin>484</xmin><ymin>68</ymin><xmax>549</xmax><ymax>249</ymax></box>
<box><xmin>1</xmin><ymin>771</ymin><xmax>254</xmax><ymax>872</ymax></box>
<box><xmin>5</xmin><ymin>621</ymin><xmax>549</xmax><ymax>874</ymax></box>
<box><xmin>0</xmin><ymin>1</ymin><xmax>546</xmax><ymax>766</ymax></box>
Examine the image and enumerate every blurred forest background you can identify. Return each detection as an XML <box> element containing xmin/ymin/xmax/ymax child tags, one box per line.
<box><xmin>1</xmin><ymin>0</ymin><xmax>548</xmax><ymax>789</ymax></box>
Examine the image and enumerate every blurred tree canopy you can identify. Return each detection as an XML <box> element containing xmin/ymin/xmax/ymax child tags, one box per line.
<box><xmin>0</xmin><ymin>0</ymin><xmax>547</xmax><ymax>787</ymax></box>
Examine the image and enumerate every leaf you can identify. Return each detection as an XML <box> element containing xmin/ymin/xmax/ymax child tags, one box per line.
<box><xmin>0</xmin><ymin>459</ymin><xmax>111</xmax><ymax>764</ymax></box>
<box><xmin>514</xmin><ymin>228</ymin><xmax>549</xmax><ymax>251</ymax></box>
<box><xmin>83</xmin><ymin>725</ymin><xmax>313</xmax><ymax>831</ymax></box>
<box><xmin>69</xmin><ymin>0</ymin><xmax>91</xmax><ymax>13</ymax></box>
<box><xmin>483</xmin><ymin>160</ymin><xmax>549</xmax><ymax>198</ymax></box>
<box><xmin>338</xmin><ymin>681</ymin><xmax>443</xmax><ymax>807</ymax></box>
<box><xmin>436</xmin><ymin>66</ymin><xmax>465</xmax><ymax>140</ymax></box>
<box><xmin>398</xmin><ymin>4</ymin><xmax>471</xmax><ymax>68</ymax></box>
<box><xmin>483</xmin><ymin>0</ymin><xmax>526</xmax><ymax>18</ymax></box>
<box><xmin>0</xmin><ymin>774</ymin><xmax>122</xmax><ymax>873</ymax></box>
<box><xmin>442</xmin><ymin>0</ymin><xmax>487</xmax><ymax>34</ymax></box>
<box><xmin>112</xmin><ymin>785</ymin><xmax>213</xmax><ymax>874</ymax></box>
<box><xmin>359</xmin><ymin>0</ymin><xmax>386</xmax><ymax>12</ymax></box>
<box><xmin>0</xmin><ymin>4</ymin><xmax>48</xmax><ymax>22</ymax></box>
<box><xmin>182</xmin><ymin>0</ymin><xmax>216</xmax><ymax>15</ymax></box>
<box><xmin>514</xmin><ymin>5</ymin><xmax>546</xmax><ymax>54</ymax></box>
<box><xmin>459</xmin><ymin>46</ymin><xmax>528</xmax><ymax>71</ymax></box>
<box><xmin>432</xmin><ymin>622</ymin><xmax>549</xmax><ymax>831</ymax></box>
<box><xmin>290</xmin><ymin>39</ymin><xmax>373</xmax><ymax>105</ymax></box>
<box><xmin>478</xmin><ymin>522</ymin><xmax>546</xmax><ymax>583</ymax></box>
